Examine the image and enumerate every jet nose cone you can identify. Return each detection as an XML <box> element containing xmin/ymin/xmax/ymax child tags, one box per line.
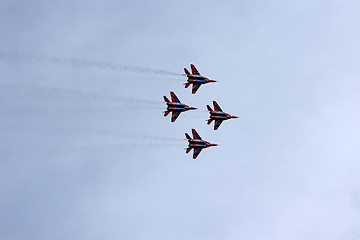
<box><xmin>211</xmin><ymin>143</ymin><xmax>218</xmax><ymax>147</ymax></box>
<box><xmin>231</xmin><ymin>116</ymin><xmax>239</xmax><ymax>118</ymax></box>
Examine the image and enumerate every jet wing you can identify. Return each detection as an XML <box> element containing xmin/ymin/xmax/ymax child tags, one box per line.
<box><xmin>192</xmin><ymin>129</ymin><xmax>202</xmax><ymax>140</ymax></box>
<box><xmin>171</xmin><ymin>111</ymin><xmax>181</xmax><ymax>122</ymax></box>
<box><xmin>193</xmin><ymin>147</ymin><xmax>203</xmax><ymax>159</ymax></box>
<box><xmin>214</xmin><ymin>119</ymin><xmax>223</xmax><ymax>130</ymax></box>
<box><xmin>213</xmin><ymin>101</ymin><xmax>223</xmax><ymax>112</ymax></box>
<box><xmin>191</xmin><ymin>64</ymin><xmax>200</xmax><ymax>75</ymax></box>
<box><xmin>170</xmin><ymin>91</ymin><xmax>181</xmax><ymax>103</ymax></box>
<box><xmin>192</xmin><ymin>83</ymin><xmax>201</xmax><ymax>94</ymax></box>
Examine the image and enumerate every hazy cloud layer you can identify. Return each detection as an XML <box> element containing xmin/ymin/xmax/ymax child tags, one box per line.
<box><xmin>1</xmin><ymin>0</ymin><xmax>360</xmax><ymax>240</ymax></box>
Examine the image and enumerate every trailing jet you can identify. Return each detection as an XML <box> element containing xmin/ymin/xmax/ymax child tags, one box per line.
<box><xmin>184</xmin><ymin>64</ymin><xmax>217</xmax><ymax>94</ymax></box>
<box><xmin>163</xmin><ymin>91</ymin><xmax>197</xmax><ymax>122</ymax></box>
<box><xmin>185</xmin><ymin>129</ymin><xmax>217</xmax><ymax>159</ymax></box>
<box><xmin>207</xmin><ymin>101</ymin><xmax>238</xmax><ymax>130</ymax></box>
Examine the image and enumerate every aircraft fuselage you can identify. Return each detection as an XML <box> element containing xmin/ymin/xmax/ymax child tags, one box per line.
<box><xmin>187</xmin><ymin>75</ymin><xmax>207</xmax><ymax>81</ymax></box>
<box><xmin>167</xmin><ymin>102</ymin><xmax>192</xmax><ymax>112</ymax></box>
<box><xmin>210</xmin><ymin>111</ymin><xmax>227</xmax><ymax>116</ymax></box>
<box><xmin>209</xmin><ymin>112</ymin><xmax>231</xmax><ymax>120</ymax></box>
<box><xmin>167</xmin><ymin>102</ymin><xmax>185</xmax><ymax>108</ymax></box>
<box><xmin>188</xmin><ymin>139</ymin><xmax>213</xmax><ymax>149</ymax></box>
<box><xmin>188</xmin><ymin>142</ymin><xmax>207</xmax><ymax>148</ymax></box>
<box><xmin>189</xmin><ymin>139</ymin><xmax>206</xmax><ymax>144</ymax></box>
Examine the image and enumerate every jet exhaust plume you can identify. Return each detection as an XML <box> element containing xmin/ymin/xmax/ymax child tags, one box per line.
<box><xmin>2</xmin><ymin>142</ymin><xmax>182</xmax><ymax>160</ymax></box>
<box><xmin>140</xmin><ymin>134</ymin><xmax>184</xmax><ymax>142</ymax></box>
<box><xmin>3</xmin><ymin>124</ymin><xmax>183</xmax><ymax>143</ymax></box>
<box><xmin>0</xmin><ymin>84</ymin><xmax>161</xmax><ymax>107</ymax></box>
<box><xmin>0</xmin><ymin>52</ymin><xmax>183</xmax><ymax>76</ymax></box>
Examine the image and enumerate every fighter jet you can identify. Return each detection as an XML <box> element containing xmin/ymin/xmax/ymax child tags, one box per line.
<box><xmin>184</xmin><ymin>64</ymin><xmax>217</xmax><ymax>94</ymax></box>
<box><xmin>163</xmin><ymin>91</ymin><xmax>197</xmax><ymax>122</ymax></box>
<box><xmin>185</xmin><ymin>129</ymin><xmax>217</xmax><ymax>159</ymax></box>
<box><xmin>207</xmin><ymin>101</ymin><xmax>238</xmax><ymax>130</ymax></box>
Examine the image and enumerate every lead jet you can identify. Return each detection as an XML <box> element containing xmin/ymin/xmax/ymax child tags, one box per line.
<box><xmin>207</xmin><ymin>101</ymin><xmax>238</xmax><ymax>130</ymax></box>
<box><xmin>184</xmin><ymin>64</ymin><xmax>217</xmax><ymax>94</ymax></box>
<box><xmin>163</xmin><ymin>91</ymin><xmax>197</xmax><ymax>122</ymax></box>
<box><xmin>185</xmin><ymin>129</ymin><xmax>217</xmax><ymax>159</ymax></box>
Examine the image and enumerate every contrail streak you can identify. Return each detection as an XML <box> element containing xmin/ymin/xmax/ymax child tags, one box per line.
<box><xmin>0</xmin><ymin>52</ymin><xmax>185</xmax><ymax>76</ymax></box>
<box><xmin>0</xmin><ymin>84</ymin><xmax>161</xmax><ymax>107</ymax></box>
<box><xmin>1</xmin><ymin>143</ymin><xmax>182</xmax><ymax>160</ymax></box>
<box><xmin>2</xmin><ymin>124</ymin><xmax>185</xmax><ymax>143</ymax></box>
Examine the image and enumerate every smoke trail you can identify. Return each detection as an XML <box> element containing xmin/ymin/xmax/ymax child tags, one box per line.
<box><xmin>1</xmin><ymin>142</ymin><xmax>182</xmax><ymax>160</ymax></box>
<box><xmin>72</xmin><ymin>142</ymin><xmax>183</xmax><ymax>150</ymax></box>
<box><xmin>139</xmin><ymin>134</ymin><xmax>184</xmax><ymax>142</ymax></box>
<box><xmin>0</xmin><ymin>52</ymin><xmax>184</xmax><ymax>76</ymax></box>
<box><xmin>2</xmin><ymin>124</ymin><xmax>185</xmax><ymax>143</ymax></box>
<box><xmin>0</xmin><ymin>83</ymin><xmax>162</xmax><ymax>107</ymax></box>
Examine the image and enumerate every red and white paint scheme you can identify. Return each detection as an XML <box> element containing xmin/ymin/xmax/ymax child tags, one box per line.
<box><xmin>184</xmin><ymin>64</ymin><xmax>216</xmax><ymax>94</ymax></box>
<box><xmin>185</xmin><ymin>129</ymin><xmax>217</xmax><ymax>159</ymax></box>
<box><xmin>207</xmin><ymin>101</ymin><xmax>238</xmax><ymax>130</ymax></box>
<box><xmin>163</xmin><ymin>91</ymin><xmax>197</xmax><ymax>122</ymax></box>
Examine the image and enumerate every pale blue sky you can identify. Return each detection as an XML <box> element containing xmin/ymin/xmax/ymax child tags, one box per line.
<box><xmin>1</xmin><ymin>1</ymin><xmax>360</xmax><ymax>239</ymax></box>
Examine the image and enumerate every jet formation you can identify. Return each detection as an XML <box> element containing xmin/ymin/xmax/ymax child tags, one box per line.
<box><xmin>163</xmin><ymin>64</ymin><xmax>238</xmax><ymax>159</ymax></box>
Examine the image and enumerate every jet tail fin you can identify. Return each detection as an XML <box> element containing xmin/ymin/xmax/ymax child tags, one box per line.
<box><xmin>185</xmin><ymin>133</ymin><xmax>192</xmax><ymax>140</ymax></box>
<box><xmin>184</xmin><ymin>82</ymin><xmax>191</xmax><ymax>88</ymax></box>
<box><xmin>184</xmin><ymin>68</ymin><xmax>191</xmax><ymax>75</ymax></box>
<box><xmin>207</xmin><ymin>105</ymin><xmax>213</xmax><ymax>112</ymax></box>
<box><xmin>163</xmin><ymin>96</ymin><xmax>170</xmax><ymax>103</ymax></box>
<box><xmin>185</xmin><ymin>148</ymin><xmax>192</xmax><ymax>154</ymax></box>
<box><xmin>207</xmin><ymin>119</ymin><xmax>213</xmax><ymax>125</ymax></box>
<box><xmin>164</xmin><ymin>111</ymin><xmax>171</xmax><ymax>117</ymax></box>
